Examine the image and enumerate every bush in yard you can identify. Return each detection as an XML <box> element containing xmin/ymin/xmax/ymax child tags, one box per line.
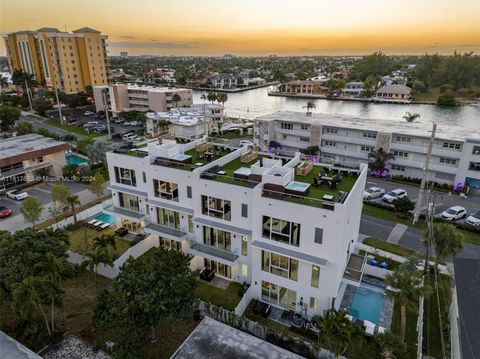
<box><xmin>393</xmin><ymin>197</ymin><xmax>414</xmax><ymax>214</ymax></box>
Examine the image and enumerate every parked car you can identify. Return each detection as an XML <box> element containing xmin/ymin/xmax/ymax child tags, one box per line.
<box><xmin>112</xmin><ymin>117</ymin><xmax>125</xmax><ymax>123</ymax></box>
<box><xmin>125</xmin><ymin>121</ymin><xmax>140</xmax><ymax>126</ymax></box>
<box><xmin>441</xmin><ymin>206</ymin><xmax>467</xmax><ymax>221</ymax></box>
<box><xmin>115</xmin><ymin>227</ymin><xmax>128</xmax><ymax>237</ymax></box>
<box><xmin>122</xmin><ymin>133</ymin><xmax>136</xmax><ymax>141</ymax></box>
<box><xmin>239</xmin><ymin>140</ymin><xmax>253</xmax><ymax>147</ymax></box>
<box><xmin>83</xmin><ymin>121</ymin><xmax>98</xmax><ymax>129</ymax></box>
<box><xmin>382</xmin><ymin>189</ymin><xmax>407</xmax><ymax>203</ymax></box>
<box><xmin>84</xmin><ymin>111</ymin><xmax>95</xmax><ymax>116</ymax></box>
<box><xmin>88</xmin><ymin>124</ymin><xmax>106</xmax><ymax>133</ymax></box>
<box><xmin>466</xmin><ymin>211</ymin><xmax>480</xmax><ymax>226</ymax></box>
<box><xmin>6</xmin><ymin>189</ymin><xmax>29</xmax><ymax>200</ymax></box>
<box><xmin>0</xmin><ymin>206</ymin><xmax>13</xmax><ymax>218</ymax></box>
<box><xmin>66</xmin><ymin>119</ymin><xmax>79</xmax><ymax>126</ymax></box>
<box><xmin>363</xmin><ymin>187</ymin><xmax>385</xmax><ymax>200</ymax></box>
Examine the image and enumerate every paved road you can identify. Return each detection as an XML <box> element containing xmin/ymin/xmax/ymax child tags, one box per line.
<box><xmin>360</xmin><ymin>212</ymin><xmax>480</xmax><ymax>359</ymax></box>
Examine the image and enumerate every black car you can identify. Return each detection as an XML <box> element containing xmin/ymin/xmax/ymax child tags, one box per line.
<box><xmin>115</xmin><ymin>227</ymin><xmax>128</xmax><ymax>237</ymax></box>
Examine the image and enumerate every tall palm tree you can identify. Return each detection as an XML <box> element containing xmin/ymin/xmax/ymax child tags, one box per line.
<box><xmin>217</xmin><ymin>92</ymin><xmax>228</xmax><ymax>107</ymax></box>
<box><xmin>11</xmin><ymin>69</ymin><xmax>37</xmax><ymax>92</ymax></box>
<box><xmin>11</xmin><ymin>277</ymin><xmax>52</xmax><ymax>336</ymax></box>
<box><xmin>65</xmin><ymin>195</ymin><xmax>81</xmax><ymax>223</ymax></box>
<box><xmin>306</xmin><ymin>100</ymin><xmax>316</xmax><ymax>114</ymax></box>
<box><xmin>207</xmin><ymin>91</ymin><xmax>217</xmax><ymax>103</ymax></box>
<box><xmin>427</xmin><ymin>222</ymin><xmax>464</xmax><ymax>269</ymax></box>
<box><xmin>384</xmin><ymin>267</ymin><xmax>427</xmax><ymax>343</ymax></box>
<box><xmin>42</xmin><ymin>227</ymin><xmax>70</xmax><ymax>247</ymax></box>
<box><xmin>93</xmin><ymin>234</ymin><xmax>117</xmax><ymax>251</ymax></box>
<box><xmin>375</xmin><ymin>331</ymin><xmax>406</xmax><ymax>359</ymax></box>
<box><xmin>172</xmin><ymin>93</ymin><xmax>182</xmax><ymax>108</ymax></box>
<box><xmin>368</xmin><ymin>148</ymin><xmax>395</xmax><ymax>171</ymax></box>
<box><xmin>317</xmin><ymin>308</ymin><xmax>363</xmax><ymax>358</ymax></box>
<box><xmin>34</xmin><ymin>253</ymin><xmax>72</xmax><ymax>332</ymax></box>
<box><xmin>82</xmin><ymin>247</ymin><xmax>113</xmax><ymax>283</ymax></box>
<box><xmin>403</xmin><ymin>112</ymin><xmax>420</xmax><ymax>123</ymax></box>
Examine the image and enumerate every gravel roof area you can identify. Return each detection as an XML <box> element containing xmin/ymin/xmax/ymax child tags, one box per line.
<box><xmin>42</xmin><ymin>334</ymin><xmax>111</xmax><ymax>359</ymax></box>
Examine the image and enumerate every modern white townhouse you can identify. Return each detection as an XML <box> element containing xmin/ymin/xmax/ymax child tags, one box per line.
<box><xmin>104</xmin><ymin>138</ymin><xmax>368</xmax><ymax>318</ymax></box>
<box><xmin>253</xmin><ymin>111</ymin><xmax>480</xmax><ymax>196</ymax></box>
<box><xmin>145</xmin><ymin>104</ymin><xmax>225</xmax><ymax>140</ymax></box>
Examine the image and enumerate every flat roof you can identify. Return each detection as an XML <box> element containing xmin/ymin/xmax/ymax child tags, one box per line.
<box><xmin>255</xmin><ymin>111</ymin><xmax>480</xmax><ymax>142</ymax></box>
<box><xmin>171</xmin><ymin>317</ymin><xmax>304</xmax><ymax>359</ymax></box>
<box><xmin>0</xmin><ymin>134</ymin><xmax>71</xmax><ymax>167</ymax></box>
<box><xmin>0</xmin><ymin>331</ymin><xmax>42</xmax><ymax>359</ymax></box>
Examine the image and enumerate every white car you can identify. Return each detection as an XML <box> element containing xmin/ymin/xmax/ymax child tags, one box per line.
<box><xmin>122</xmin><ymin>133</ymin><xmax>136</xmax><ymax>141</ymax></box>
<box><xmin>239</xmin><ymin>140</ymin><xmax>253</xmax><ymax>147</ymax></box>
<box><xmin>382</xmin><ymin>189</ymin><xmax>407</xmax><ymax>203</ymax></box>
<box><xmin>84</xmin><ymin>111</ymin><xmax>95</xmax><ymax>116</ymax></box>
<box><xmin>6</xmin><ymin>189</ymin><xmax>29</xmax><ymax>200</ymax></box>
<box><xmin>83</xmin><ymin>121</ymin><xmax>98</xmax><ymax>129</ymax></box>
<box><xmin>363</xmin><ymin>187</ymin><xmax>385</xmax><ymax>200</ymax></box>
<box><xmin>441</xmin><ymin>206</ymin><xmax>467</xmax><ymax>221</ymax></box>
<box><xmin>466</xmin><ymin>211</ymin><xmax>480</xmax><ymax>226</ymax></box>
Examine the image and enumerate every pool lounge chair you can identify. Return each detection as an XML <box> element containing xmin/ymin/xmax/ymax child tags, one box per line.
<box><xmin>87</xmin><ymin>219</ymin><xmax>98</xmax><ymax>227</ymax></box>
<box><xmin>97</xmin><ymin>222</ymin><xmax>111</xmax><ymax>231</ymax></box>
<box><xmin>92</xmin><ymin>220</ymin><xmax>105</xmax><ymax>229</ymax></box>
<box><xmin>364</xmin><ymin>320</ymin><xmax>376</xmax><ymax>336</ymax></box>
<box><xmin>88</xmin><ymin>220</ymin><xmax>102</xmax><ymax>228</ymax></box>
<box><xmin>345</xmin><ymin>314</ymin><xmax>354</xmax><ymax>322</ymax></box>
<box><xmin>377</xmin><ymin>326</ymin><xmax>386</xmax><ymax>334</ymax></box>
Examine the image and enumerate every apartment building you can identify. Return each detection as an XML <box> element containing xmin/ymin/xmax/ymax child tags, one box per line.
<box><xmin>3</xmin><ymin>27</ymin><xmax>109</xmax><ymax>93</ymax></box>
<box><xmin>92</xmin><ymin>84</ymin><xmax>192</xmax><ymax>114</ymax></box>
<box><xmin>253</xmin><ymin>111</ymin><xmax>480</xmax><ymax>195</ymax></box>
<box><xmin>145</xmin><ymin>104</ymin><xmax>225</xmax><ymax>139</ymax></box>
<box><xmin>104</xmin><ymin>138</ymin><xmax>368</xmax><ymax>317</ymax></box>
<box><xmin>0</xmin><ymin>134</ymin><xmax>71</xmax><ymax>192</ymax></box>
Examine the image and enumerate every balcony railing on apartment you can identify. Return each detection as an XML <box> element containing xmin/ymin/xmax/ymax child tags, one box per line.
<box><xmin>189</xmin><ymin>240</ymin><xmax>239</xmax><ymax>263</ymax></box>
<box><xmin>143</xmin><ymin>222</ymin><xmax>189</xmax><ymax>240</ymax></box>
<box><xmin>103</xmin><ymin>205</ymin><xmax>145</xmax><ymax>219</ymax></box>
<box><xmin>0</xmin><ymin>162</ymin><xmax>52</xmax><ymax>179</ymax></box>
<box><xmin>343</xmin><ymin>252</ymin><xmax>367</xmax><ymax>286</ymax></box>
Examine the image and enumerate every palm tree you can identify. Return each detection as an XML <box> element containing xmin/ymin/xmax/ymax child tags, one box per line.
<box><xmin>82</xmin><ymin>247</ymin><xmax>113</xmax><ymax>283</ymax></box>
<box><xmin>306</xmin><ymin>100</ymin><xmax>316</xmax><ymax>114</ymax></box>
<box><xmin>384</xmin><ymin>267</ymin><xmax>427</xmax><ymax>343</ymax></box>
<box><xmin>368</xmin><ymin>148</ymin><xmax>395</xmax><ymax>171</ymax></box>
<box><xmin>156</xmin><ymin>119</ymin><xmax>170</xmax><ymax>137</ymax></box>
<box><xmin>11</xmin><ymin>69</ymin><xmax>37</xmax><ymax>92</ymax></box>
<box><xmin>427</xmin><ymin>222</ymin><xmax>464</xmax><ymax>269</ymax></box>
<box><xmin>403</xmin><ymin>112</ymin><xmax>420</xmax><ymax>123</ymax></box>
<box><xmin>317</xmin><ymin>308</ymin><xmax>363</xmax><ymax>358</ymax></box>
<box><xmin>172</xmin><ymin>93</ymin><xmax>182</xmax><ymax>107</ymax></box>
<box><xmin>375</xmin><ymin>331</ymin><xmax>406</xmax><ymax>359</ymax></box>
<box><xmin>34</xmin><ymin>253</ymin><xmax>72</xmax><ymax>332</ymax></box>
<box><xmin>42</xmin><ymin>227</ymin><xmax>70</xmax><ymax>247</ymax></box>
<box><xmin>65</xmin><ymin>195</ymin><xmax>81</xmax><ymax>223</ymax></box>
<box><xmin>93</xmin><ymin>234</ymin><xmax>117</xmax><ymax>251</ymax></box>
<box><xmin>207</xmin><ymin>91</ymin><xmax>217</xmax><ymax>103</ymax></box>
<box><xmin>217</xmin><ymin>92</ymin><xmax>228</xmax><ymax>107</ymax></box>
<box><xmin>11</xmin><ymin>277</ymin><xmax>52</xmax><ymax>336</ymax></box>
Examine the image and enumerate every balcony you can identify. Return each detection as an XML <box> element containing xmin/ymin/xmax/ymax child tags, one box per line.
<box><xmin>0</xmin><ymin>162</ymin><xmax>52</xmax><ymax>179</ymax></box>
<box><xmin>143</xmin><ymin>222</ymin><xmax>189</xmax><ymax>241</ymax></box>
<box><xmin>189</xmin><ymin>240</ymin><xmax>239</xmax><ymax>263</ymax></box>
<box><xmin>103</xmin><ymin>205</ymin><xmax>145</xmax><ymax>221</ymax></box>
<box><xmin>343</xmin><ymin>253</ymin><xmax>367</xmax><ymax>287</ymax></box>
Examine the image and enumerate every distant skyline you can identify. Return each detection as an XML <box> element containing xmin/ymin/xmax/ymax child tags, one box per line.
<box><xmin>1</xmin><ymin>0</ymin><xmax>479</xmax><ymax>56</ymax></box>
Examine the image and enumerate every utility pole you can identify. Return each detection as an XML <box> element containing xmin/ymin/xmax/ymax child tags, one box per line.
<box><xmin>25</xmin><ymin>80</ymin><xmax>33</xmax><ymax>112</ymax></box>
<box><xmin>102</xmin><ymin>88</ymin><xmax>112</xmax><ymax>140</ymax></box>
<box><xmin>54</xmin><ymin>87</ymin><xmax>63</xmax><ymax>124</ymax></box>
<box><xmin>413</xmin><ymin>121</ymin><xmax>437</xmax><ymax>224</ymax></box>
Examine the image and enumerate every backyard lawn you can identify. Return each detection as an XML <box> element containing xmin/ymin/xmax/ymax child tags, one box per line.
<box><xmin>46</xmin><ymin>120</ymin><xmax>99</xmax><ymax>137</ymax></box>
<box><xmin>363</xmin><ymin>237</ymin><xmax>417</xmax><ymax>258</ymax></box>
<box><xmin>391</xmin><ymin>299</ymin><xmax>420</xmax><ymax>359</ymax></box>
<box><xmin>194</xmin><ymin>279</ymin><xmax>244</xmax><ymax>311</ymax></box>
<box><xmin>68</xmin><ymin>226</ymin><xmax>131</xmax><ymax>259</ymax></box>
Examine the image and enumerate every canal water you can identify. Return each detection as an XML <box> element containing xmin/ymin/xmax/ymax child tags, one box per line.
<box><xmin>193</xmin><ymin>86</ymin><xmax>479</xmax><ymax>129</ymax></box>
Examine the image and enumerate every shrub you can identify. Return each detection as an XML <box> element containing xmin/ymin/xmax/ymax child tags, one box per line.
<box><xmin>393</xmin><ymin>197</ymin><xmax>415</xmax><ymax>214</ymax></box>
<box><xmin>437</xmin><ymin>94</ymin><xmax>456</xmax><ymax>106</ymax></box>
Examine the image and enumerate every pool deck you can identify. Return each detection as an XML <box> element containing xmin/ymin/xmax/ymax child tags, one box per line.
<box><xmin>340</xmin><ymin>276</ymin><xmax>393</xmax><ymax>330</ymax></box>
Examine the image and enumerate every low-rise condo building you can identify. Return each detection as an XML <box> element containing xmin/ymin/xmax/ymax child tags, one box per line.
<box><xmin>104</xmin><ymin>138</ymin><xmax>368</xmax><ymax>317</ymax></box>
<box><xmin>0</xmin><ymin>134</ymin><xmax>71</xmax><ymax>192</ymax></box>
<box><xmin>253</xmin><ymin>111</ymin><xmax>480</xmax><ymax>195</ymax></box>
<box><xmin>93</xmin><ymin>83</ymin><xmax>192</xmax><ymax>114</ymax></box>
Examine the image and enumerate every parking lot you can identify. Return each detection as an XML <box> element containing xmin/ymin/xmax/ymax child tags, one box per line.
<box><xmin>364</xmin><ymin>177</ymin><xmax>480</xmax><ymax>224</ymax></box>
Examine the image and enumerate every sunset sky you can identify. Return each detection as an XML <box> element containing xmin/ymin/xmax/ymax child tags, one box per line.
<box><xmin>1</xmin><ymin>0</ymin><xmax>479</xmax><ymax>56</ymax></box>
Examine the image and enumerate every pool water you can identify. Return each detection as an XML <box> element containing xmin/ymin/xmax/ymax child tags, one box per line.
<box><xmin>171</xmin><ymin>153</ymin><xmax>191</xmax><ymax>161</ymax></box>
<box><xmin>285</xmin><ymin>181</ymin><xmax>310</xmax><ymax>191</ymax></box>
<box><xmin>95</xmin><ymin>213</ymin><xmax>116</xmax><ymax>224</ymax></box>
<box><xmin>349</xmin><ymin>283</ymin><xmax>384</xmax><ymax>324</ymax></box>
<box><xmin>66</xmin><ymin>154</ymin><xmax>88</xmax><ymax>165</ymax></box>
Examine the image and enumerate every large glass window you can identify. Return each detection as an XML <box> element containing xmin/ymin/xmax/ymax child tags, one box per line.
<box><xmin>114</xmin><ymin>166</ymin><xmax>136</xmax><ymax>187</ymax></box>
<box><xmin>262</xmin><ymin>216</ymin><xmax>300</xmax><ymax>246</ymax></box>
<box><xmin>201</xmin><ymin>195</ymin><xmax>231</xmax><ymax>221</ymax></box>
<box><xmin>153</xmin><ymin>179</ymin><xmax>178</xmax><ymax>201</ymax></box>
<box><xmin>204</xmin><ymin>259</ymin><xmax>231</xmax><ymax>279</ymax></box>
<box><xmin>159</xmin><ymin>237</ymin><xmax>182</xmax><ymax>251</ymax></box>
<box><xmin>241</xmin><ymin>236</ymin><xmax>248</xmax><ymax>256</ymax></box>
<box><xmin>311</xmin><ymin>265</ymin><xmax>320</xmax><ymax>288</ymax></box>
<box><xmin>203</xmin><ymin>226</ymin><xmax>232</xmax><ymax>252</ymax></box>
<box><xmin>261</xmin><ymin>281</ymin><xmax>296</xmax><ymax>310</ymax></box>
<box><xmin>156</xmin><ymin>207</ymin><xmax>180</xmax><ymax>229</ymax></box>
<box><xmin>118</xmin><ymin>192</ymin><xmax>139</xmax><ymax>212</ymax></box>
<box><xmin>261</xmin><ymin>250</ymin><xmax>298</xmax><ymax>281</ymax></box>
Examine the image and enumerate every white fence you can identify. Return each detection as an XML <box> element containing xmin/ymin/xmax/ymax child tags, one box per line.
<box><xmin>234</xmin><ymin>284</ymin><xmax>256</xmax><ymax>316</ymax></box>
<box><xmin>417</xmin><ymin>295</ymin><xmax>425</xmax><ymax>359</ymax></box>
<box><xmin>449</xmin><ymin>286</ymin><xmax>462</xmax><ymax>359</ymax></box>
<box><xmin>113</xmin><ymin>235</ymin><xmax>159</xmax><ymax>267</ymax></box>
<box><xmin>363</xmin><ymin>264</ymin><xmax>392</xmax><ymax>279</ymax></box>
<box><xmin>67</xmin><ymin>250</ymin><xmax>119</xmax><ymax>279</ymax></box>
<box><xmin>50</xmin><ymin>203</ymin><xmax>104</xmax><ymax>229</ymax></box>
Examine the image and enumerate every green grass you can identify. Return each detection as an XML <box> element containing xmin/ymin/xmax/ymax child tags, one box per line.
<box><xmin>391</xmin><ymin>299</ymin><xmax>419</xmax><ymax>359</ymax></box>
<box><xmin>423</xmin><ymin>274</ymin><xmax>452</xmax><ymax>358</ymax></box>
<box><xmin>359</xmin><ymin>249</ymin><xmax>402</xmax><ymax>271</ymax></box>
<box><xmin>363</xmin><ymin>237</ymin><xmax>416</xmax><ymax>257</ymax></box>
<box><xmin>194</xmin><ymin>280</ymin><xmax>243</xmax><ymax>311</ymax></box>
<box><xmin>68</xmin><ymin>227</ymin><xmax>131</xmax><ymax>259</ymax></box>
<box><xmin>46</xmin><ymin>120</ymin><xmax>99</xmax><ymax>137</ymax></box>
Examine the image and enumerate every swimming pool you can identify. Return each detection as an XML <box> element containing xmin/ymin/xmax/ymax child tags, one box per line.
<box><xmin>95</xmin><ymin>213</ymin><xmax>116</xmax><ymax>224</ymax></box>
<box><xmin>349</xmin><ymin>283</ymin><xmax>384</xmax><ymax>325</ymax></box>
<box><xmin>66</xmin><ymin>154</ymin><xmax>88</xmax><ymax>165</ymax></box>
<box><xmin>285</xmin><ymin>181</ymin><xmax>310</xmax><ymax>191</ymax></box>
